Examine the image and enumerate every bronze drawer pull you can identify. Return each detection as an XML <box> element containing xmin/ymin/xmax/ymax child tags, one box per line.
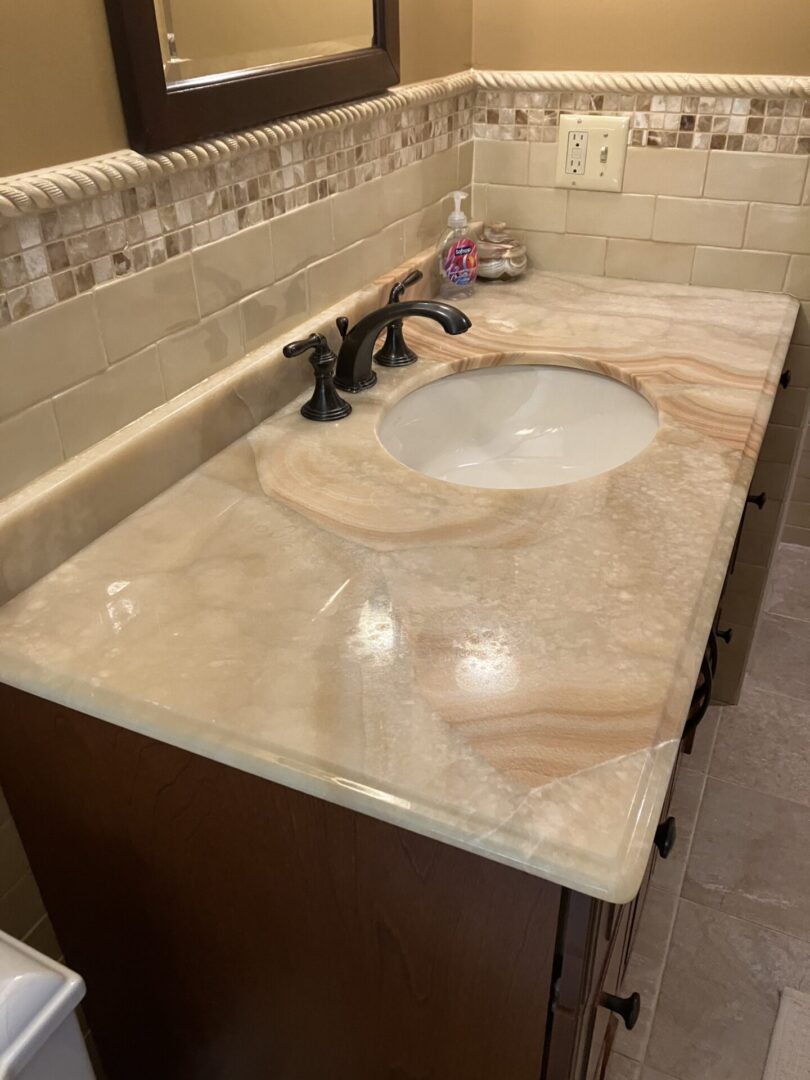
<box><xmin>654</xmin><ymin>817</ymin><xmax>677</xmax><ymax>859</ymax></box>
<box><xmin>599</xmin><ymin>991</ymin><xmax>641</xmax><ymax>1031</ymax></box>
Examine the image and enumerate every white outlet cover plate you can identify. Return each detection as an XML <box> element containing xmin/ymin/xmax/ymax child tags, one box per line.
<box><xmin>555</xmin><ymin>114</ymin><xmax>630</xmax><ymax>192</ymax></box>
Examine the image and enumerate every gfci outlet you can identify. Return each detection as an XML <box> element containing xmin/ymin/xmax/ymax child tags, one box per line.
<box><xmin>555</xmin><ymin>114</ymin><xmax>630</xmax><ymax>192</ymax></box>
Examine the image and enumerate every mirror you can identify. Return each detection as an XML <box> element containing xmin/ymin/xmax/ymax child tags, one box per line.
<box><xmin>104</xmin><ymin>0</ymin><xmax>400</xmax><ymax>153</ymax></box>
<box><xmin>154</xmin><ymin>1</ymin><xmax>375</xmax><ymax>88</ymax></box>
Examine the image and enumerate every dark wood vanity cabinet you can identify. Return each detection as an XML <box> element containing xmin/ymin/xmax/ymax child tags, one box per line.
<box><xmin>0</xmin><ymin>683</ymin><xmax>667</xmax><ymax>1080</ymax></box>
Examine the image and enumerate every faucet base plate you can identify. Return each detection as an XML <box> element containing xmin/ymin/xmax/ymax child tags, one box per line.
<box><xmin>334</xmin><ymin>370</ymin><xmax>378</xmax><ymax>393</ymax></box>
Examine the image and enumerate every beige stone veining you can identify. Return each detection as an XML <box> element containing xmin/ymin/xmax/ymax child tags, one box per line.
<box><xmin>0</xmin><ymin>270</ymin><xmax>797</xmax><ymax>901</ymax></box>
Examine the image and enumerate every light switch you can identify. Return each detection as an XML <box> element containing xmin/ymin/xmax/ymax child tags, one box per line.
<box><xmin>555</xmin><ymin>114</ymin><xmax>630</xmax><ymax>192</ymax></box>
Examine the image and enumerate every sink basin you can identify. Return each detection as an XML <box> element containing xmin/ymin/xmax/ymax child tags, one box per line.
<box><xmin>377</xmin><ymin>365</ymin><xmax>659</xmax><ymax>490</ymax></box>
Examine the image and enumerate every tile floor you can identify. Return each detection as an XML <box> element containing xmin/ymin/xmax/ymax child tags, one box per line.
<box><xmin>607</xmin><ymin>542</ymin><xmax>810</xmax><ymax>1080</ymax></box>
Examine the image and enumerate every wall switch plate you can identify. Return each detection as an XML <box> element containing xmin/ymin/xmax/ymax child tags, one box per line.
<box><xmin>555</xmin><ymin>115</ymin><xmax>630</xmax><ymax>192</ymax></box>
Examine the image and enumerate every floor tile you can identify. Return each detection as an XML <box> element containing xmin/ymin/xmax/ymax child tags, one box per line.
<box><xmin>763</xmin><ymin>543</ymin><xmax>810</xmax><ymax>621</ymax></box>
<box><xmin>745</xmin><ymin>614</ymin><xmax>810</xmax><ymax>702</ymax></box>
<box><xmin>606</xmin><ymin>1052</ymin><xmax>642</xmax><ymax>1079</ymax></box>
<box><xmin>652</xmin><ymin>769</ymin><xmax>706</xmax><ymax>895</ymax></box>
<box><xmin>683</xmin><ymin>777</ymin><xmax>810</xmax><ymax>942</ymax></box>
<box><xmin>710</xmin><ymin>685</ymin><xmax>810</xmax><ymax>806</ymax></box>
<box><xmin>642</xmin><ymin>1069</ymin><xmax>680</xmax><ymax>1080</ymax></box>
<box><xmin>646</xmin><ymin>900</ymin><xmax>810</xmax><ymax>1080</ymax></box>
<box><xmin>632</xmin><ymin>886</ymin><xmax>681</xmax><ymax>970</ymax></box>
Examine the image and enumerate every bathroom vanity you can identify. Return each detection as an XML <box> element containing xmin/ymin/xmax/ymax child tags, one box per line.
<box><xmin>0</xmin><ymin>268</ymin><xmax>797</xmax><ymax>1079</ymax></box>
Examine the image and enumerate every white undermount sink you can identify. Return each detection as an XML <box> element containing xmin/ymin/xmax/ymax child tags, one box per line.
<box><xmin>377</xmin><ymin>364</ymin><xmax>659</xmax><ymax>490</ymax></box>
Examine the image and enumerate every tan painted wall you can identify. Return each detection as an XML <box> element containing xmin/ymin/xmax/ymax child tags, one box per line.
<box><xmin>0</xmin><ymin>0</ymin><xmax>472</xmax><ymax>176</ymax></box>
<box><xmin>400</xmin><ymin>0</ymin><xmax>472</xmax><ymax>84</ymax></box>
<box><xmin>0</xmin><ymin>0</ymin><xmax>128</xmax><ymax>176</ymax></box>
<box><xmin>473</xmin><ymin>0</ymin><xmax>810</xmax><ymax>75</ymax></box>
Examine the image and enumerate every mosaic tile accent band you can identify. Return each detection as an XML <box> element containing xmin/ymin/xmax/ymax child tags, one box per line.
<box><xmin>2</xmin><ymin>69</ymin><xmax>809</xmax><ymax>327</ymax></box>
<box><xmin>0</xmin><ymin>83</ymin><xmax>474</xmax><ymax>325</ymax></box>
<box><xmin>474</xmin><ymin>90</ymin><xmax>810</xmax><ymax>153</ymax></box>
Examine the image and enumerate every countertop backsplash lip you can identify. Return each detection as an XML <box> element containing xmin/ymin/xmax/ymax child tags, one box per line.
<box><xmin>0</xmin><ymin>269</ymin><xmax>797</xmax><ymax>902</ymax></box>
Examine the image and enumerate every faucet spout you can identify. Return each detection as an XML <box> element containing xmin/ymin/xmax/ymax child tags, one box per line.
<box><xmin>334</xmin><ymin>300</ymin><xmax>472</xmax><ymax>393</ymax></box>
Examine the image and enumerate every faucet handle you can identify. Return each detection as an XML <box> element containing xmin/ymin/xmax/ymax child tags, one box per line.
<box><xmin>282</xmin><ymin>333</ymin><xmax>329</xmax><ymax>359</ymax></box>
<box><xmin>282</xmin><ymin>334</ymin><xmax>351</xmax><ymax>422</ymax></box>
<box><xmin>387</xmin><ymin>268</ymin><xmax>424</xmax><ymax>305</ymax></box>
<box><xmin>376</xmin><ymin>269</ymin><xmax>424</xmax><ymax>368</ymax></box>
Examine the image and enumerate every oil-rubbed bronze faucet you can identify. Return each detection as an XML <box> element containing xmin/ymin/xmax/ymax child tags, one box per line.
<box><xmin>333</xmin><ymin>299</ymin><xmax>472</xmax><ymax>393</ymax></box>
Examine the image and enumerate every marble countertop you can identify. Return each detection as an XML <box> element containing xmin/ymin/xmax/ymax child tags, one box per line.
<box><xmin>0</xmin><ymin>271</ymin><xmax>797</xmax><ymax>902</ymax></box>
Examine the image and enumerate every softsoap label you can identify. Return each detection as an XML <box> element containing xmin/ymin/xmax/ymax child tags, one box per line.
<box><xmin>444</xmin><ymin>238</ymin><xmax>478</xmax><ymax>286</ymax></box>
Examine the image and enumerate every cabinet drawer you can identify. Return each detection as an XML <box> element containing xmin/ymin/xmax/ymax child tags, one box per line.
<box><xmin>585</xmin><ymin>902</ymin><xmax>631</xmax><ymax>1080</ymax></box>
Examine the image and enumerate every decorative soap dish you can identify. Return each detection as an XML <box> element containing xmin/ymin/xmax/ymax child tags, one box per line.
<box><xmin>477</xmin><ymin>222</ymin><xmax>528</xmax><ymax>281</ymax></box>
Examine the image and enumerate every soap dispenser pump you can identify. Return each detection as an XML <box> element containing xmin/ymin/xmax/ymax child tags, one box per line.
<box><xmin>437</xmin><ymin>190</ymin><xmax>478</xmax><ymax>299</ymax></box>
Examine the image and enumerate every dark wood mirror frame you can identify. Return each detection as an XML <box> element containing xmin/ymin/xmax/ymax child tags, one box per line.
<box><xmin>103</xmin><ymin>0</ymin><xmax>400</xmax><ymax>153</ymax></box>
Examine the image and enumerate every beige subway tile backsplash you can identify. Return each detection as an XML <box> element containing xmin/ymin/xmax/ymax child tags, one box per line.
<box><xmin>653</xmin><ymin>196</ymin><xmax>747</xmax><ymax>247</ymax></box>
<box><xmin>527</xmin><ymin>144</ymin><xmax>557</xmax><ymax>189</ymax></box>
<box><xmin>622</xmin><ymin>148</ymin><xmax>708</xmax><ymax>197</ymax></box>
<box><xmin>0</xmin><ymin>295</ymin><xmax>106</xmax><ymax>420</ymax></box>
<box><xmin>192</xmin><ymin>225</ymin><xmax>274</xmax><ymax>317</ymax></box>
<box><xmin>522</xmin><ymin>231</ymin><xmax>607</xmax><ymax>276</ymax></box>
<box><xmin>745</xmin><ymin>204</ymin><xmax>810</xmax><ymax>254</ymax></box>
<box><xmin>606</xmin><ymin>239</ymin><xmax>695</xmax><ymax>284</ymax></box>
<box><xmin>704</xmin><ymin>152</ymin><xmax>808</xmax><ymax>204</ymax></box>
<box><xmin>567</xmin><ymin>191</ymin><xmax>655</xmax><ymax>240</ymax></box>
<box><xmin>269</xmin><ymin>202</ymin><xmax>334</xmax><ymax>282</ymax></box>
<box><xmin>459</xmin><ymin>141</ymin><xmax>474</xmax><ymax>188</ymax></box>
<box><xmin>240</xmin><ymin>272</ymin><xmax>310</xmax><ymax>354</ymax></box>
<box><xmin>307</xmin><ymin>224</ymin><xmax>405</xmax><ymax>314</ymax></box>
<box><xmin>420</xmin><ymin>149</ymin><xmax>463</xmax><ymax>209</ymax></box>
<box><xmin>53</xmin><ymin>346</ymin><xmax>166</xmax><ymax>457</ymax></box>
<box><xmin>158</xmin><ymin>308</ymin><xmax>244</xmax><ymax>399</ymax></box>
<box><xmin>403</xmin><ymin>200</ymin><xmax>446</xmax><ymax>259</ymax></box>
<box><xmin>307</xmin><ymin>246</ymin><xmax>365</xmax><ymax>314</ymax></box>
<box><xmin>485</xmin><ymin>185</ymin><xmax>568</xmax><ymax>233</ymax></box>
<box><xmin>474</xmin><ymin>141</ymin><xmax>529</xmax><ymax>186</ymax></box>
<box><xmin>691</xmin><ymin>248</ymin><xmax>789</xmax><ymax>292</ymax></box>
<box><xmin>381</xmin><ymin>160</ymin><xmax>433</xmax><ymax>225</ymax></box>
<box><xmin>0</xmin><ymin>402</ymin><xmax>63</xmax><ymax>499</ymax></box>
<box><xmin>331</xmin><ymin>180</ymin><xmax>385</xmax><ymax>251</ymax></box>
<box><xmin>95</xmin><ymin>256</ymin><xmax>200</xmax><ymax>361</ymax></box>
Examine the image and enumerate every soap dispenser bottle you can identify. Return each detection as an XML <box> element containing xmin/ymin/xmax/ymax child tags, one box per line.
<box><xmin>437</xmin><ymin>191</ymin><xmax>478</xmax><ymax>299</ymax></box>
